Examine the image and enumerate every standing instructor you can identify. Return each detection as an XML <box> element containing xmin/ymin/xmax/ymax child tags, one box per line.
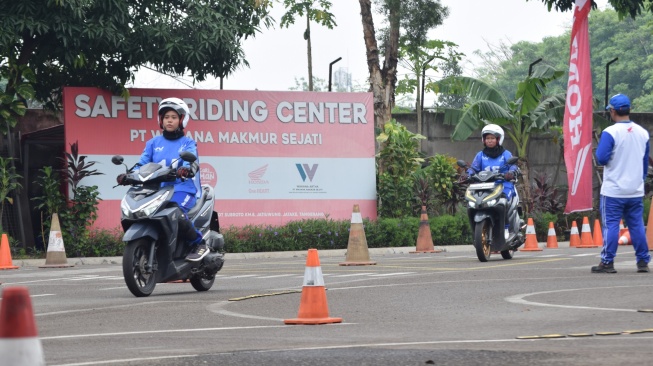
<box><xmin>592</xmin><ymin>94</ymin><xmax>650</xmax><ymax>273</ymax></box>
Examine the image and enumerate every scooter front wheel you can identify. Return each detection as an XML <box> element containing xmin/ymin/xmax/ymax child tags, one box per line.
<box><xmin>123</xmin><ymin>238</ymin><xmax>157</xmax><ymax>297</ymax></box>
<box><xmin>474</xmin><ymin>220</ymin><xmax>492</xmax><ymax>262</ymax></box>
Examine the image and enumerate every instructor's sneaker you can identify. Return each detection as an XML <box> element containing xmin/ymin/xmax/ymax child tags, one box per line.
<box><xmin>637</xmin><ymin>260</ymin><xmax>650</xmax><ymax>273</ymax></box>
<box><xmin>591</xmin><ymin>262</ymin><xmax>617</xmax><ymax>273</ymax></box>
<box><xmin>185</xmin><ymin>242</ymin><xmax>209</xmax><ymax>262</ymax></box>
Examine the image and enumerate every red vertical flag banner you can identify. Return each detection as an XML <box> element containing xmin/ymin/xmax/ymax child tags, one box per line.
<box><xmin>563</xmin><ymin>0</ymin><xmax>593</xmax><ymax>213</ymax></box>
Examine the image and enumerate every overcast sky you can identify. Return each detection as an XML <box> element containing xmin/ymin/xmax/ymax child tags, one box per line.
<box><xmin>131</xmin><ymin>0</ymin><xmax>610</xmax><ymax>96</ymax></box>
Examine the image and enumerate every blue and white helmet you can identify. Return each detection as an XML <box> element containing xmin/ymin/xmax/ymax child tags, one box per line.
<box><xmin>481</xmin><ymin>124</ymin><xmax>504</xmax><ymax>146</ymax></box>
<box><xmin>158</xmin><ymin>97</ymin><xmax>190</xmax><ymax>129</ymax></box>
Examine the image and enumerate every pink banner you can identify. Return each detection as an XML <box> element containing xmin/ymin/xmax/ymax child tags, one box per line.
<box><xmin>563</xmin><ymin>0</ymin><xmax>593</xmax><ymax>213</ymax></box>
<box><xmin>63</xmin><ymin>87</ymin><xmax>377</xmax><ymax>228</ymax></box>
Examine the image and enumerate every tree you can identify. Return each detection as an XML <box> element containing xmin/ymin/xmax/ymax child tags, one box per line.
<box><xmin>280</xmin><ymin>1</ymin><xmax>337</xmax><ymax>92</ymax></box>
<box><xmin>528</xmin><ymin>0</ymin><xmax>653</xmax><ymax>18</ymax></box>
<box><xmin>435</xmin><ymin>64</ymin><xmax>567</xmax><ymax>211</ymax></box>
<box><xmin>0</xmin><ymin>0</ymin><xmax>273</xmax><ymax>114</ymax></box>
<box><xmin>436</xmin><ymin>48</ymin><xmax>466</xmax><ymax>109</ymax></box>
<box><xmin>359</xmin><ymin>0</ymin><xmax>449</xmax><ymax>131</ymax></box>
<box><xmin>473</xmin><ymin>9</ymin><xmax>653</xmax><ymax>111</ymax></box>
<box><xmin>288</xmin><ymin>76</ymin><xmax>327</xmax><ymax>91</ymax></box>
<box><xmin>396</xmin><ymin>39</ymin><xmax>459</xmax><ymax>148</ymax></box>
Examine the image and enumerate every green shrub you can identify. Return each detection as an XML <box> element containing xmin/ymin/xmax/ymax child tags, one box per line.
<box><xmin>531</xmin><ymin>211</ymin><xmax>559</xmax><ymax>242</ymax></box>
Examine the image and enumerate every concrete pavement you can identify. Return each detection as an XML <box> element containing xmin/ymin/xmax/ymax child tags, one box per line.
<box><xmin>11</xmin><ymin>241</ymin><xmax>574</xmax><ymax>267</ymax></box>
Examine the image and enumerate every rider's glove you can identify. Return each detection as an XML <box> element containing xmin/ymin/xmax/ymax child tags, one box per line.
<box><xmin>116</xmin><ymin>174</ymin><xmax>127</xmax><ymax>185</ymax></box>
<box><xmin>504</xmin><ymin>172</ymin><xmax>514</xmax><ymax>181</ymax></box>
<box><xmin>177</xmin><ymin>167</ymin><xmax>190</xmax><ymax>178</ymax></box>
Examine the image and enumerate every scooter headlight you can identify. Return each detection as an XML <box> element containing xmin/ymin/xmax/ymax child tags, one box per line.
<box><xmin>122</xmin><ymin>191</ymin><xmax>170</xmax><ymax>219</ymax></box>
<box><xmin>121</xmin><ymin>197</ymin><xmax>130</xmax><ymax>217</ymax></box>
<box><xmin>486</xmin><ymin>199</ymin><xmax>497</xmax><ymax>207</ymax></box>
<box><xmin>134</xmin><ymin>191</ymin><xmax>170</xmax><ymax>218</ymax></box>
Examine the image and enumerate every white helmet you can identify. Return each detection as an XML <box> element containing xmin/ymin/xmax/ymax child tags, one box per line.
<box><xmin>158</xmin><ymin>97</ymin><xmax>190</xmax><ymax>129</ymax></box>
<box><xmin>481</xmin><ymin>124</ymin><xmax>504</xmax><ymax>146</ymax></box>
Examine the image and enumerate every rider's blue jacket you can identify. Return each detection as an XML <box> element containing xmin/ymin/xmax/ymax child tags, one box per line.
<box><xmin>467</xmin><ymin>149</ymin><xmax>518</xmax><ymax>199</ymax></box>
<box><xmin>137</xmin><ymin>134</ymin><xmax>201</xmax><ymax>198</ymax></box>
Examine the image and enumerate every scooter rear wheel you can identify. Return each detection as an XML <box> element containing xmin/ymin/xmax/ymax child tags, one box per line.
<box><xmin>190</xmin><ymin>275</ymin><xmax>215</xmax><ymax>292</ymax></box>
<box><xmin>501</xmin><ymin>250</ymin><xmax>514</xmax><ymax>259</ymax></box>
<box><xmin>474</xmin><ymin>220</ymin><xmax>492</xmax><ymax>262</ymax></box>
<box><xmin>123</xmin><ymin>238</ymin><xmax>157</xmax><ymax>297</ymax></box>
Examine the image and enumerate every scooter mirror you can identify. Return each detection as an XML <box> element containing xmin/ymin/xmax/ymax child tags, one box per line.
<box><xmin>111</xmin><ymin>155</ymin><xmax>124</xmax><ymax>165</ymax></box>
<box><xmin>507</xmin><ymin>156</ymin><xmax>519</xmax><ymax>165</ymax></box>
<box><xmin>179</xmin><ymin>151</ymin><xmax>197</xmax><ymax>163</ymax></box>
<box><xmin>456</xmin><ymin>160</ymin><xmax>467</xmax><ymax>168</ymax></box>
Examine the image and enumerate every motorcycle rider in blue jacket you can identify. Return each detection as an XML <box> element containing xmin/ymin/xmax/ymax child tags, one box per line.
<box><xmin>466</xmin><ymin>124</ymin><xmax>519</xmax><ymax>239</ymax></box>
<box><xmin>117</xmin><ymin>98</ymin><xmax>208</xmax><ymax>262</ymax></box>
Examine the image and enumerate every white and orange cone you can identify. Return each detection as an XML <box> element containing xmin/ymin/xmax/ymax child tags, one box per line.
<box><xmin>39</xmin><ymin>213</ymin><xmax>74</xmax><ymax>268</ymax></box>
<box><xmin>592</xmin><ymin>219</ymin><xmax>604</xmax><ymax>247</ymax></box>
<box><xmin>546</xmin><ymin>222</ymin><xmax>559</xmax><ymax>249</ymax></box>
<box><xmin>340</xmin><ymin>204</ymin><xmax>376</xmax><ymax>266</ymax></box>
<box><xmin>0</xmin><ymin>287</ymin><xmax>45</xmax><ymax>366</ymax></box>
<box><xmin>618</xmin><ymin>230</ymin><xmax>631</xmax><ymax>245</ymax></box>
<box><xmin>521</xmin><ymin>218</ymin><xmax>542</xmax><ymax>251</ymax></box>
<box><xmin>411</xmin><ymin>206</ymin><xmax>440</xmax><ymax>253</ymax></box>
<box><xmin>578</xmin><ymin>216</ymin><xmax>599</xmax><ymax>248</ymax></box>
<box><xmin>285</xmin><ymin>249</ymin><xmax>342</xmax><ymax>325</ymax></box>
<box><xmin>0</xmin><ymin>233</ymin><xmax>18</xmax><ymax>270</ymax></box>
<box><xmin>569</xmin><ymin>221</ymin><xmax>581</xmax><ymax>248</ymax></box>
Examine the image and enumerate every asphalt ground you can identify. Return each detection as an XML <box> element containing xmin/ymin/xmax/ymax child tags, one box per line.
<box><xmin>2</xmin><ymin>241</ymin><xmax>653</xmax><ymax>366</ymax></box>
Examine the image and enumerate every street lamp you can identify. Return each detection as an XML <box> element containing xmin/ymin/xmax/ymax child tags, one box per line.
<box><xmin>605</xmin><ymin>57</ymin><xmax>618</xmax><ymax>109</ymax></box>
<box><xmin>421</xmin><ymin>56</ymin><xmax>436</xmax><ymax>114</ymax></box>
<box><xmin>528</xmin><ymin>58</ymin><xmax>543</xmax><ymax>77</ymax></box>
<box><xmin>328</xmin><ymin>57</ymin><xmax>342</xmax><ymax>92</ymax></box>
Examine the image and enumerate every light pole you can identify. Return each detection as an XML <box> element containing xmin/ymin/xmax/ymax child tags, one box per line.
<box><xmin>421</xmin><ymin>56</ymin><xmax>436</xmax><ymax>114</ymax></box>
<box><xmin>328</xmin><ymin>57</ymin><xmax>342</xmax><ymax>92</ymax></box>
<box><xmin>605</xmin><ymin>57</ymin><xmax>618</xmax><ymax>110</ymax></box>
<box><xmin>528</xmin><ymin>58</ymin><xmax>543</xmax><ymax>77</ymax></box>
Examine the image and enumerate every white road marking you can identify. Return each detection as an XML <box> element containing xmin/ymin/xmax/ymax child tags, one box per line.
<box><xmin>367</xmin><ymin>272</ymin><xmax>416</xmax><ymax>277</ymax></box>
<box><xmin>48</xmin><ymin>336</ymin><xmax>653</xmax><ymax>366</ymax></box>
<box><xmin>256</xmin><ymin>274</ymin><xmax>296</xmax><ymax>279</ymax></box>
<box><xmin>505</xmin><ymin>284</ymin><xmax>653</xmax><ymax>312</ymax></box>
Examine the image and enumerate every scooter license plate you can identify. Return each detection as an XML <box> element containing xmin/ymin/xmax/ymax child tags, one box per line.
<box><xmin>469</xmin><ymin>183</ymin><xmax>495</xmax><ymax>190</ymax></box>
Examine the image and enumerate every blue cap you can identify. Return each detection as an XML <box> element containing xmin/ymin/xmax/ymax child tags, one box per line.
<box><xmin>606</xmin><ymin>94</ymin><xmax>630</xmax><ymax>111</ymax></box>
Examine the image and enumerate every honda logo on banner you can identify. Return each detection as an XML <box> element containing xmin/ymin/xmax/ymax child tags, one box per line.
<box><xmin>563</xmin><ymin>0</ymin><xmax>593</xmax><ymax>213</ymax></box>
<box><xmin>296</xmin><ymin>164</ymin><xmax>319</xmax><ymax>182</ymax></box>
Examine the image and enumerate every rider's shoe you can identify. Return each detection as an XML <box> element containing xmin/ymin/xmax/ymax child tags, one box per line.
<box><xmin>186</xmin><ymin>241</ymin><xmax>210</xmax><ymax>262</ymax></box>
<box><xmin>591</xmin><ymin>262</ymin><xmax>617</xmax><ymax>273</ymax></box>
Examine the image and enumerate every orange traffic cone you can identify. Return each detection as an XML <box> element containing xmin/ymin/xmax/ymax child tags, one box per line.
<box><xmin>0</xmin><ymin>233</ymin><xmax>18</xmax><ymax>270</ymax></box>
<box><xmin>521</xmin><ymin>218</ymin><xmax>542</xmax><ymax>251</ymax></box>
<box><xmin>569</xmin><ymin>221</ymin><xmax>581</xmax><ymax>248</ymax></box>
<box><xmin>285</xmin><ymin>249</ymin><xmax>342</xmax><ymax>325</ymax></box>
<box><xmin>592</xmin><ymin>219</ymin><xmax>603</xmax><ymax>247</ymax></box>
<box><xmin>411</xmin><ymin>206</ymin><xmax>440</xmax><ymax>253</ymax></box>
<box><xmin>646</xmin><ymin>197</ymin><xmax>653</xmax><ymax>251</ymax></box>
<box><xmin>39</xmin><ymin>213</ymin><xmax>73</xmax><ymax>268</ymax></box>
<box><xmin>340</xmin><ymin>204</ymin><xmax>376</xmax><ymax>266</ymax></box>
<box><xmin>546</xmin><ymin>222</ymin><xmax>559</xmax><ymax>249</ymax></box>
<box><xmin>577</xmin><ymin>216</ymin><xmax>599</xmax><ymax>248</ymax></box>
<box><xmin>618</xmin><ymin>230</ymin><xmax>631</xmax><ymax>245</ymax></box>
<box><xmin>0</xmin><ymin>287</ymin><xmax>45</xmax><ymax>365</ymax></box>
